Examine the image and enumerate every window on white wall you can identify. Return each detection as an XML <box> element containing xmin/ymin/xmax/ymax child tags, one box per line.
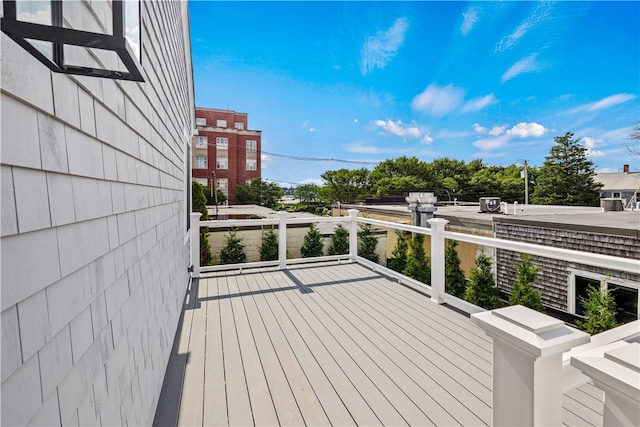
<box><xmin>235</xmin><ymin>122</ymin><xmax>244</xmax><ymax>130</ymax></box>
<box><xmin>569</xmin><ymin>270</ymin><xmax>639</xmax><ymax>324</ymax></box>
<box><xmin>217</xmin><ymin>157</ymin><xmax>228</xmax><ymax>169</ymax></box>
<box><xmin>246</xmin><ymin>159</ymin><xmax>257</xmax><ymax>171</ymax></box>
<box><xmin>194</xmin><ymin>136</ymin><xmax>208</xmax><ymax>148</ymax></box>
<box><xmin>246</xmin><ymin>140</ymin><xmax>257</xmax><ymax>151</ymax></box>
<box><xmin>216</xmin><ymin>137</ymin><xmax>228</xmax><ymax>148</ymax></box>
<box><xmin>216</xmin><ymin>119</ymin><xmax>227</xmax><ymax>128</ymax></box>
<box><xmin>196</xmin><ymin>118</ymin><xmax>206</xmax><ymax>126</ymax></box>
<box><xmin>194</xmin><ymin>156</ymin><xmax>208</xmax><ymax>169</ymax></box>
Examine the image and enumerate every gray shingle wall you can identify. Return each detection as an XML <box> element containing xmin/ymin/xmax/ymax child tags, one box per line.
<box><xmin>495</xmin><ymin>223</ymin><xmax>640</xmax><ymax>311</ymax></box>
<box><xmin>1</xmin><ymin>2</ymin><xmax>193</xmax><ymax>425</ymax></box>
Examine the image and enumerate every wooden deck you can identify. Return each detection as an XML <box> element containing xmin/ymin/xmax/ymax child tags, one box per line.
<box><xmin>154</xmin><ymin>261</ymin><xmax>603</xmax><ymax>426</ymax></box>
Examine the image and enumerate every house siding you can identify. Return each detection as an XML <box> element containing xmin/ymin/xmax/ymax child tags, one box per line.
<box><xmin>495</xmin><ymin>223</ymin><xmax>640</xmax><ymax>311</ymax></box>
<box><xmin>1</xmin><ymin>1</ymin><xmax>193</xmax><ymax>426</ymax></box>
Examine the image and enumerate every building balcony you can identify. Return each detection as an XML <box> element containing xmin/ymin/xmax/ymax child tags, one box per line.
<box><xmin>153</xmin><ymin>211</ymin><xmax>640</xmax><ymax>426</ymax></box>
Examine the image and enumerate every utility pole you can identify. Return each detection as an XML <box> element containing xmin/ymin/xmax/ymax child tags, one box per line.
<box><xmin>212</xmin><ymin>170</ymin><xmax>218</xmax><ymax>216</ymax></box>
<box><xmin>522</xmin><ymin>160</ymin><xmax>529</xmax><ymax>205</ymax></box>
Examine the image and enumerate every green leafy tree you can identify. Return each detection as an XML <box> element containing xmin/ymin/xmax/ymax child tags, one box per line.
<box><xmin>445</xmin><ymin>240</ymin><xmax>467</xmax><ymax>298</ymax></box>
<box><xmin>301</xmin><ymin>223</ymin><xmax>324</xmax><ymax>257</ymax></box>
<box><xmin>236</xmin><ymin>178</ymin><xmax>285</xmax><ymax>208</ymax></box>
<box><xmin>192</xmin><ymin>181</ymin><xmax>213</xmax><ymax>266</ymax></box>
<box><xmin>320</xmin><ymin>168</ymin><xmax>372</xmax><ymax>202</ymax></box>
<box><xmin>259</xmin><ymin>228</ymin><xmax>279</xmax><ymax>261</ymax></box>
<box><xmin>219</xmin><ymin>228</ymin><xmax>247</xmax><ymax>264</ymax></box>
<box><xmin>204</xmin><ymin>187</ymin><xmax>228</xmax><ymax>207</ymax></box>
<box><xmin>388</xmin><ymin>231</ymin><xmax>409</xmax><ymax>273</ymax></box>
<box><xmin>465</xmin><ymin>252</ymin><xmax>501</xmax><ymax>309</ymax></box>
<box><xmin>403</xmin><ymin>233</ymin><xmax>430</xmax><ymax>284</ymax></box>
<box><xmin>358</xmin><ymin>223</ymin><xmax>379</xmax><ymax>263</ymax></box>
<box><xmin>328</xmin><ymin>224</ymin><xmax>349</xmax><ymax>255</ymax></box>
<box><xmin>577</xmin><ymin>282</ymin><xmax>618</xmax><ymax>334</ymax></box>
<box><xmin>531</xmin><ymin>132</ymin><xmax>603</xmax><ymax>206</ymax></box>
<box><xmin>370</xmin><ymin>157</ymin><xmax>430</xmax><ymax>196</ymax></box>
<box><xmin>294</xmin><ymin>183</ymin><xmax>321</xmax><ymax>203</ymax></box>
<box><xmin>509</xmin><ymin>254</ymin><xmax>544</xmax><ymax>311</ymax></box>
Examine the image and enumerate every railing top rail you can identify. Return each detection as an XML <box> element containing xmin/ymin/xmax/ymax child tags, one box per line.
<box><xmin>356</xmin><ymin>216</ymin><xmax>433</xmax><ymax>235</ymax></box>
<box><xmin>200</xmin><ymin>218</ymin><xmax>279</xmax><ymax>228</ymax></box>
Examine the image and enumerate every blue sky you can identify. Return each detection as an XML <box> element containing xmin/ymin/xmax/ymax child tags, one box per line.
<box><xmin>189</xmin><ymin>1</ymin><xmax>639</xmax><ymax>186</ymax></box>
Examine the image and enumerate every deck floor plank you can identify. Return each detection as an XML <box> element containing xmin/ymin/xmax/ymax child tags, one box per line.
<box><xmin>156</xmin><ymin>261</ymin><xmax>605</xmax><ymax>427</ymax></box>
<box><xmin>296</xmin><ymin>265</ymin><xmax>490</xmax><ymax>426</ymax></box>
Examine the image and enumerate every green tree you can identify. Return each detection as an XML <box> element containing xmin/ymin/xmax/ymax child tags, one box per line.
<box><xmin>259</xmin><ymin>228</ymin><xmax>279</xmax><ymax>261</ymax></box>
<box><xmin>294</xmin><ymin>183</ymin><xmax>320</xmax><ymax>203</ymax></box>
<box><xmin>577</xmin><ymin>282</ymin><xmax>618</xmax><ymax>334</ymax></box>
<box><xmin>204</xmin><ymin>187</ymin><xmax>228</xmax><ymax>207</ymax></box>
<box><xmin>388</xmin><ymin>231</ymin><xmax>409</xmax><ymax>273</ymax></box>
<box><xmin>192</xmin><ymin>181</ymin><xmax>213</xmax><ymax>266</ymax></box>
<box><xmin>531</xmin><ymin>132</ymin><xmax>603</xmax><ymax>206</ymax></box>
<box><xmin>219</xmin><ymin>228</ymin><xmax>246</xmax><ymax>264</ymax></box>
<box><xmin>370</xmin><ymin>156</ymin><xmax>430</xmax><ymax>196</ymax></box>
<box><xmin>300</xmin><ymin>223</ymin><xmax>324</xmax><ymax>257</ymax></box>
<box><xmin>465</xmin><ymin>252</ymin><xmax>501</xmax><ymax>309</ymax></box>
<box><xmin>320</xmin><ymin>168</ymin><xmax>372</xmax><ymax>202</ymax></box>
<box><xmin>236</xmin><ymin>178</ymin><xmax>285</xmax><ymax>208</ymax></box>
<box><xmin>403</xmin><ymin>233</ymin><xmax>430</xmax><ymax>284</ymax></box>
<box><xmin>509</xmin><ymin>254</ymin><xmax>544</xmax><ymax>311</ymax></box>
<box><xmin>445</xmin><ymin>240</ymin><xmax>467</xmax><ymax>298</ymax></box>
<box><xmin>328</xmin><ymin>224</ymin><xmax>349</xmax><ymax>255</ymax></box>
<box><xmin>358</xmin><ymin>223</ymin><xmax>379</xmax><ymax>263</ymax></box>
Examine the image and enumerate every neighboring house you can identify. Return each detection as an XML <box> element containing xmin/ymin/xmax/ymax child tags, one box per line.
<box><xmin>595</xmin><ymin>167</ymin><xmax>640</xmax><ymax>206</ymax></box>
<box><xmin>1</xmin><ymin>2</ymin><xmax>193</xmax><ymax>426</ymax></box>
<box><xmin>192</xmin><ymin>107</ymin><xmax>262</xmax><ymax>204</ymax></box>
<box><xmin>494</xmin><ymin>212</ymin><xmax>640</xmax><ymax>325</ymax></box>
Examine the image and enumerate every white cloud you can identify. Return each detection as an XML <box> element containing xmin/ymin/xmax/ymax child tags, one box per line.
<box><xmin>502</xmin><ymin>53</ymin><xmax>542</xmax><ymax>82</ymax></box>
<box><xmin>582</xmin><ymin>136</ymin><xmax>606</xmax><ymax>158</ymax></box>
<box><xmin>495</xmin><ymin>2</ymin><xmax>552</xmax><ymax>52</ymax></box>
<box><xmin>462</xmin><ymin>94</ymin><xmax>497</xmax><ymax>112</ymax></box>
<box><xmin>17</xmin><ymin>4</ymin><xmax>51</xmax><ymax>25</ymax></box>
<box><xmin>344</xmin><ymin>143</ymin><xmax>410</xmax><ymax>155</ymax></box>
<box><xmin>301</xmin><ymin>120</ymin><xmax>311</xmax><ymax>128</ymax></box>
<box><xmin>568</xmin><ymin>93</ymin><xmax>636</xmax><ymax>114</ymax></box>
<box><xmin>298</xmin><ymin>178</ymin><xmax>324</xmax><ymax>186</ymax></box>
<box><xmin>353</xmin><ymin>118</ymin><xmax>358</xmax><ymax>123</ymax></box>
<box><xmin>261</xmin><ymin>154</ymin><xmax>273</xmax><ymax>163</ymax></box>
<box><xmin>472</xmin><ymin>123</ymin><xmax>487</xmax><ymax>134</ymax></box>
<box><xmin>361</xmin><ymin>17</ymin><xmax>409</xmax><ymax>75</ymax></box>
<box><xmin>473</xmin><ymin>134</ymin><xmax>511</xmax><ymax>151</ymax></box>
<box><xmin>309</xmin><ymin>127</ymin><xmax>318</xmax><ymax>133</ymax></box>
<box><xmin>461</xmin><ymin>7</ymin><xmax>479</xmax><ymax>35</ymax></box>
<box><xmin>374</xmin><ymin>119</ymin><xmax>421</xmax><ymax>139</ymax></box>
<box><xmin>302</xmin><ymin>120</ymin><xmax>319</xmax><ymax>132</ymax></box>
<box><xmin>506</xmin><ymin>122</ymin><xmax>548</xmax><ymax>138</ymax></box>
<box><xmin>489</xmin><ymin>125</ymin><xmax>507</xmax><ymax>136</ymax></box>
<box><xmin>421</xmin><ymin>134</ymin><xmax>433</xmax><ymax>144</ymax></box>
<box><xmin>438</xmin><ymin>129</ymin><xmax>474</xmax><ymax>138</ymax></box>
<box><xmin>411</xmin><ymin>83</ymin><xmax>465</xmax><ymax>117</ymax></box>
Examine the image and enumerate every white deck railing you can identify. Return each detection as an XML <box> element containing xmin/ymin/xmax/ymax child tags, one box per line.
<box><xmin>189</xmin><ymin>209</ymin><xmax>640</xmax><ymax>427</ymax></box>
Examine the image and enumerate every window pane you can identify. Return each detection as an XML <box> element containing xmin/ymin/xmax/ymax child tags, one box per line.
<box><xmin>216</xmin><ymin>137</ymin><xmax>228</xmax><ymax>148</ymax></box>
<box><xmin>246</xmin><ymin>140</ymin><xmax>257</xmax><ymax>151</ymax></box>
<box><xmin>246</xmin><ymin>159</ymin><xmax>257</xmax><ymax>171</ymax></box>
<box><xmin>609</xmin><ymin>284</ymin><xmax>639</xmax><ymax>324</ymax></box>
<box><xmin>194</xmin><ymin>136</ymin><xmax>208</xmax><ymax>148</ymax></box>
<box><xmin>217</xmin><ymin>158</ymin><xmax>228</xmax><ymax>169</ymax></box>
<box><xmin>235</xmin><ymin>122</ymin><xmax>244</xmax><ymax>130</ymax></box>
<box><xmin>216</xmin><ymin>120</ymin><xmax>227</xmax><ymax>128</ymax></box>
<box><xmin>575</xmin><ymin>276</ymin><xmax>600</xmax><ymax>316</ymax></box>
<box><xmin>194</xmin><ymin>156</ymin><xmax>208</xmax><ymax>169</ymax></box>
<box><xmin>196</xmin><ymin>118</ymin><xmax>206</xmax><ymax>126</ymax></box>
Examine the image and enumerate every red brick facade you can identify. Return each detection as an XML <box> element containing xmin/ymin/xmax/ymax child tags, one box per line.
<box><xmin>192</xmin><ymin>107</ymin><xmax>261</xmax><ymax>205</ymax></box>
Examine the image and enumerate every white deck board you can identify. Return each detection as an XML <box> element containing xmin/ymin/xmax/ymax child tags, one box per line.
<box><xmin>155</xmin><ymin>261</ymin><xmax>604</xmax><ymax>427</ymax></box>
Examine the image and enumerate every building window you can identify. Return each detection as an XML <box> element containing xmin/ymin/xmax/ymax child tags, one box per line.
<box><xmin>613</xmin><ymin>192</ymin><xmax>621</xmax><ymax>198</ymax></box>
<box><xmin>246</xmin><ymin>140</ymin><xmax>257</xmax><ymax>152</ymax></box>
<box><xmin>194</xmin><ymin>136</ymin><xmax>208</xmax><ymax>148</ymax></box>
<box><xmin>194</xmin><ymin>156</ymin><xmax>208</xmax><ymax>169</ymax></box>
<box><xmin>217</xmin><ymin>157</ymin><xmax>228</xmax><ymax>169</ymax></box>
<box><xmin>196</xmin><ymin>118</ymin><xmax>206</xmax><ymax>126</ymax></box>
<box><xmin>216</xmin><ymin>137</ymin><xmax>228</xmax><ymax>149</ymax></box>
<box><xmin>194</xmin><ymin>178</ymin><xmax>208</xmax><ymax>186</ymax></box>
<box><xmin>235</xmin><ymin>122</ymin><xmax>245</xmax><ymax>130</ymax></box>
<box><xmin>216</xmin><ymin>119</ymin><xmax>227</xmax><ymax>128</ymax></box>
<box><xmin>246</xmin><ymin>159</ymin><xmax>257</xmax><ymax>171</ymax></box>
<box><xmin>569</xmin><ymin>270</ymin><xmax>639</xmax><ymax>324</ymax></box>
<box><xmin>217</xmin><ymin>178</ymin><xmax>229</xmax><ymax>198</ymax></box>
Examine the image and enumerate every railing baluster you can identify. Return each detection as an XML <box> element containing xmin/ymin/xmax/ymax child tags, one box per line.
<box><xmin>190</xmin><ymin>212</ymin><xmax>202</xmax><ymax>278</ymax></box>
<box><xmin>278</xmin><ymin>211</ymin><xmax>288</xmax><ymax>269</ymax></box>
<box><xmin>348</xmin><ymin>209</ymin><xmax>359</xmax><ymax>260</ymax></box>
<box><xmin>428</xmin><ymin>218</ymin><xmax>448</xmax><ymax>304</ymax></box>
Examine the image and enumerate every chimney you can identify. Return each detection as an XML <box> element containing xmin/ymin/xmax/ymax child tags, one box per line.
<box><xmin>623</xmin><ymin>164</ymin><xmax>629</xmax><ymax>173</ymax></box>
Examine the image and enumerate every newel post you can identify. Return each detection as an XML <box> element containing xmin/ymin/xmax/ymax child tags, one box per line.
<box><xmin>190</xmin><ymin>212</ymin><xmax>202</xmax><ymax>278</ymax></box>
<box><xmin>277</xmin><ymin>211</ymin><xmax>288</xmax><ymax>269</ymax></box>
<box><xmin>427</xmin><ymin>218</ymin><xmax>448</xmax><ymax>304</ymax></box>
<box><xmin>471</xmin><ymin>305</ymin><xmax>590</xmax><ymax>427</ymax></box>
<box><xmin>348</xmin><ymin>209</ymin><xmax>359</xmax><ymax>260</ymax></box>
<box><xmin>571</xmin><ymin>341</ymin><xmax>640</xmax><ymax>426</ymax></box>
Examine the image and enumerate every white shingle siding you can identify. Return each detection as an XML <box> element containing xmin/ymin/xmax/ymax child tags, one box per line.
<box><xmin>0</xmin><ymin>1</ymin><xmax>194</xmax><ymax>424</ymax></box>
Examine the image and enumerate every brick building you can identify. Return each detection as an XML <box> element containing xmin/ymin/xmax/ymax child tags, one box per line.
<box><xmin>192</xmin><ymin>108</ymin><xmax>261</xmax><ymax>205</ymax></box>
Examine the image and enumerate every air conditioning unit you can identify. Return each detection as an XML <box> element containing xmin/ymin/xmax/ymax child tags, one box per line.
<box><xmin>479</xmin><ymin>197</ymin><xmax>501</xmax><ymax>213</ymax></box>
